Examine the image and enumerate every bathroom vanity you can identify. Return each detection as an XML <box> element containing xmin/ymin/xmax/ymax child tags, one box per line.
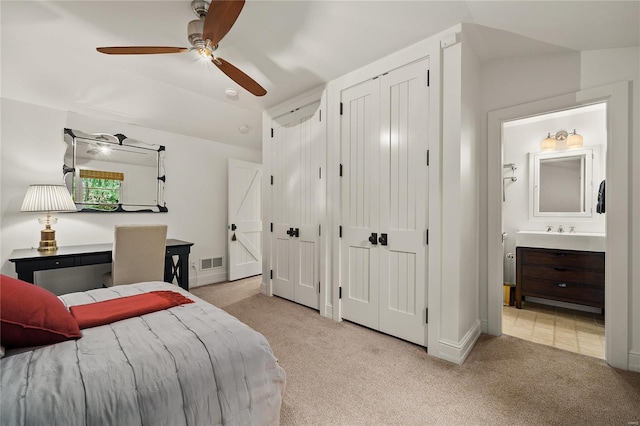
<box><xmin>515</xmin><ymin>231</ymin><xmax>605</xmax><ymax>310</ymax></box>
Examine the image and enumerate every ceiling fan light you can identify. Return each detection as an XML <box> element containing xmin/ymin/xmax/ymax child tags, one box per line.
<box><xmin>567</xmin><ymin>129</ymin><xmax>583</xmax><ymax>148</ymax></box>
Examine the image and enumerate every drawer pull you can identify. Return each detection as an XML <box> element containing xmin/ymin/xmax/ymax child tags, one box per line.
<box><xmin>554</xmin><ymin>253</ymin><xmax>566</xmax><ymax>257</ymax></box>
<box><xmin>557</xmin><ymin>283</ymin><xmax>567</xmax><ymax>288</ymax></box>
<box><xmin>554</xmin><ymin>267</ymin><xmax>567</xmax><ymax>271</ymax></box>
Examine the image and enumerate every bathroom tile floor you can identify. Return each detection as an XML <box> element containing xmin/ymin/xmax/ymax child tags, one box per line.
<box><xmin>502</xmin><ymin>302</ymin><xmax>605</xmax><ymax>359</ymax></box>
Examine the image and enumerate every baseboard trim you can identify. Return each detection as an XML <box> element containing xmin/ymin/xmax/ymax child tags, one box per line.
<box><xmin>260</xmin><ymin>281</ymin><xmax>269</xmax><ymax>296</ymax></box>
<box><xmin>629</xmin><ymin>351</ymin><xmax>640</xmax><ymax>372</ymax></box>
<box><xmin>189</xmin><ymin>270</ymin><xmax>227</xmax><ymax>288</ymax></box>
<box><xmin>437</xmin><ymin>320</ymin><xmax>482</xmax><ymax>364</ymax></box>
<box><xmin>480</xmin><ymin>318</ymin><xmax>488</xmax><ymax>334</ymax></box>
<box><xmin>324</xmin><ymin>305</ymin><xmax>333</xmax><ymax>319</ymax></box>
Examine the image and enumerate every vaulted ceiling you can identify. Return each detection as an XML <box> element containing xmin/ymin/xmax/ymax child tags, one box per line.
<box><xmin>2</xmin><ymin>1</ymin><xmax>638</xmax><ymax>151</ymax></box>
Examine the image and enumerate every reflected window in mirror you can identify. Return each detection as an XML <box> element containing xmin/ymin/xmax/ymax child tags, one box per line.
<box><xmin>529</xmin><ymin>147</ymin><xmax>599</xmax><ymax>219</ymax></box>
<box><xmin>63</xmin><ymin>129</ymin><xmax>167</xmax><ymax>213</ymax></box>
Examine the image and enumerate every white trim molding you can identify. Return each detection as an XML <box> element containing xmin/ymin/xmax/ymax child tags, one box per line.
<box><xmin>437</xmin><ymin>320</ymin><xmax>482</xmax><ymax>364</ymax></box>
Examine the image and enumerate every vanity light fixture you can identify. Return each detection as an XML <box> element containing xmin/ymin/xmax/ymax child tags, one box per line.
<box><xmin>21</xmin><ymin>184</ymin><xmax>77</xmax><ymax>251</ymax></box>
<box><xmin>566</xmin><ymin>129</ymin><xmax>583</xmax><ymax>148</ymax></box>
<box><xmin>541</xmin><ymin>129</ymin><xmax>582</xmax><ymax>150</ymax></box>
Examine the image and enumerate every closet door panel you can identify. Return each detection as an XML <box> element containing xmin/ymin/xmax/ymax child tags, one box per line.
<box><xmin>340</xmin><ymin>79</ymin><xmax>380</xmax><ymax>328</ymax></box>
<box><xmin>272</xmin><ymin>124</ymin><xmax>295</xmax><ymax>299</ymax></box>
<box><xmin>379</xmin><ymin>59</ymin><xmax>429</xmax><ymax>345</ymax></box>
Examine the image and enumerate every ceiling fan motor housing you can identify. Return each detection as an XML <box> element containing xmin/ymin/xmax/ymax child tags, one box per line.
<box><xmin>191</xmin><ymin>0</ymin><xmax>210</xmax><ymax>18</ymax></box>
<box><xmin>188</xmin><ymin>19</ymin><xmax>205</xmax><ymax>47</ymax></box>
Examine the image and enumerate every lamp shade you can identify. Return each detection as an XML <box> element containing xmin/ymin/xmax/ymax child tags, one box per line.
<box><xmin>566</xmin><ymin>129</ymin><xmax>583</xmax><ymax>148</ymax></box>
<box><xmin>541</xmin><ymin>133</ymin><xmax>556</xmax><ymax>150</ymax></box>
<box><xmin>21</xmin><ymin>184</ymin><xmax>77</xmax><ymax>212</ymax></box>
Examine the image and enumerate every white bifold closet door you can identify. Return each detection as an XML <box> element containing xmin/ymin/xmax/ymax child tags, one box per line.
<box><xmin>272</xmin><ymin>102</ymin><xmax>322</xmax><ymax>310</ymax></box>
<box><xmin>340</xmin><ymin>59</ymin><xmax>429</xmax><ymax>346</ymax></box>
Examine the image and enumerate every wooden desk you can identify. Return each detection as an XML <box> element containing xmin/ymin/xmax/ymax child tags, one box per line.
<box><xmin>9</xmin><ymin>239</ymin><xmax>194</xmax><ymax>291</ymax></box>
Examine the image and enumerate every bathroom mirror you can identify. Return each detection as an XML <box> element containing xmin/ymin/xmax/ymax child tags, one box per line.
<box><xmin>63</xmin><ymin>128</ymin><xmax>167</xmax><ymax>212</ymax></box>
<box><xmin>529</xmin><ymin>148</ymin><xmax>595</xmax><ymax>218</ymax></box>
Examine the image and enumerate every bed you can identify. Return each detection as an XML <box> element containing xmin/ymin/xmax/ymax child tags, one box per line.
<box><xmin>0</xmin><ymin>281</ymin><xmax>286</xmax><ymax>425</ymax></box>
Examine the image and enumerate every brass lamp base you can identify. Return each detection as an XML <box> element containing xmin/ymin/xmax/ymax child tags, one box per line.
<box><xmin>38</xmin><ymin>227</ymin><xmax>58</xmax><ymax>252</ymax></box>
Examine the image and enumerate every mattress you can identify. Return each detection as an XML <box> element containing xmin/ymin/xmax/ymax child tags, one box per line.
<box><xmin>0</xmin><ymin>282</ymin><xmax>286</xmax><ymax>425</ymax></box>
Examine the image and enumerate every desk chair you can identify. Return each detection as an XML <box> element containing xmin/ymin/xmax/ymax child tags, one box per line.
<box><xmin>103</xmin><ymin>224</ymin><xmax>168</xmax><ymax>286</ymax></box>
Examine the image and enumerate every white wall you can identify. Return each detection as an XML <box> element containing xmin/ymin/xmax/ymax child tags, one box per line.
<box><xmin>479</xmin><ymin>46</ymin><xmax>640</xmax><ymax>370</ymax></box>
<box><xmin>1</xmin><ymin>98</ymin><xmax>261</xmax><ymax>294</ymax></box>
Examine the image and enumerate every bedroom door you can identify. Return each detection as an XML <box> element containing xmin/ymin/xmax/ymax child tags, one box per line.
<box><xmin>228</xmin><ymin>159</ymin><xmax>263</xmax><ymax>281</ymax></box>
<box><xmin>340</xmin><ymin>59</ymin><xmax>430</xmax><ymax>345</ymax></box>
<box><xmin>271</xmin><ymin>102</ymin><xmax>322</xmax><ymax>309</ymax></box>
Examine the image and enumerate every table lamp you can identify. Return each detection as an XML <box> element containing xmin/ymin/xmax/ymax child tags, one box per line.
<box><xmin>21</xmin><ymin>184</ymin><xmax>77</xmax><ymax>251</ymax></box>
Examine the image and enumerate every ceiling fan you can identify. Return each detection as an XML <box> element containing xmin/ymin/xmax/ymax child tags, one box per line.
<box><xmin>97</xmin><ymin>0</ymin><xmax>266</xmax><ymax>97</ymax></box>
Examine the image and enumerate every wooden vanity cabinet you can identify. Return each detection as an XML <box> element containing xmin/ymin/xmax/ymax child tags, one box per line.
<box><xmin>515</xmin><ymin>247</ymin><xmax>604</xmax><ymax>310</ymax></box>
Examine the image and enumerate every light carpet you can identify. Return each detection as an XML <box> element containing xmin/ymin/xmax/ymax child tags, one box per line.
<box><xmin>192</xmin><ymin>277</ymin><xmax>640</xmax><ymax>425</ymax></box>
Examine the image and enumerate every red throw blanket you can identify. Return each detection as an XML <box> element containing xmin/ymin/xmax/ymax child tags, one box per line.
<box><xmin>70</xmin><ymin>291</ymin><xmax>194</xmax><ymax>329</ymax></box>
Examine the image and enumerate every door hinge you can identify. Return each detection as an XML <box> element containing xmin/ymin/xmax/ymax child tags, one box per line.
<box><xmin>270</xmin><ymin>222</ymin><xmax>273</xmax><ymax>232</ymax></box>
<box><xmin>425</xmin><ymin>308</ymin><xmax>429</xmax><ymax>324</ymax></box>
<box><xmin>270</xmin><ymin>269</ymin><xmax>273</xmax><ymax>280</ymax></box>
<box><xmin>340</xmin><ymin>102</ymin><xmax>343</xmax><ymax>115</ymax></box>
<box><xmin>427</xmin><ymin>70</ymin><xmax>430</xmax><ymax>87</ymax></box>
<box><xmin>319</xmin><ymin>109</ymin><xmax>322</xmax><ymax>122</ymax></box>
<box><xmin>319</xmin><ymin>224</ymin><xmax>321</xmax><ymax>236</ymax></box>
<box><xmin>427</xmin><ymin>150</ymin><xmax>430</xmax><ymax>166</ymax></box>
<box><xmin>270</xmin><ymin>175</ymin><xmax>274</xmax><ymax>185</ymax></box>
<box><xmin>426</xmin><ymin>229</ymin><xmax>429</xmax><ymax>245</ymax></box>
<box><xmin>318</xmin><ymin>282</ymin><xmax>321</xmax><ymax>293</ymax></box>
<box><xmin>271</xmin><ymin>128</ymin><xmax>274</xmax><ymax>138</ymax></box>
<box><xmin>339</xmin><ymin>287</ymin><xmax>342</xmax><ymax>299</ymax></box>
<box><xmin>319</xmin><ymin>167</ymin><xmax>322</xmax><ymax>179</ymax></box>
<box><xmin>339</xmin><ymin>163</ymin><xmax>343</xmax><ymax>177</ymax></box>
<box><xmin>339</xmin><ymin>226</ymin><xmax>342</xmax><ymax>238</ymax></box>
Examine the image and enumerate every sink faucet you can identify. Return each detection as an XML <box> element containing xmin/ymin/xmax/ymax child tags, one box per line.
<box><xmin>546</xmin><ymin>225</ymin><xmax>553</xmax><ymax>232</ymax></box>
<box><xmin>557</xmin><ymin>225</ymin><xmax>564</xmax><ymax>233</ymax></box>
<box><xmin>569</xmin><ymin>225</ymin><xmax>575</xmax><ymax>233</ymax></box>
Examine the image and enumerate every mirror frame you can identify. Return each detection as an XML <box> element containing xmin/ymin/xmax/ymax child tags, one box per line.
<box><xmin>528</xmin><ymin>147</ymin><xmax>595</xmax><ymax>219</ymax></box>
<box><xmin>63</xmin><ymin>128</ymin><xmax>167</xmax><ymax>213</ymax></box>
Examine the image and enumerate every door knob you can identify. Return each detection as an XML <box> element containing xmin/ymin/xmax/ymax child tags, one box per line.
<box><xmin>378</xmin><ymin>233</ymin><xmax>388</xmax><ymax>246</ymax></box>
<box><xmin>286</xmin><ymin>227</ymin><xmax>294</xmax><ymax>236</ymax></box>
<box><xmin>368</xmin><ymin>232</ymin><xmax>378</xmax><ymax>245</ymax></box>
<box><xmin>231</xmin><ymin>223</ymin><xmax>237</xmax><ymax>231</ymax></box>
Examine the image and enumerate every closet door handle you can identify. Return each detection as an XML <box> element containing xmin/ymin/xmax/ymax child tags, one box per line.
<box><xmin>293</xmin><ymin>228</ymin><xmax>300</xmax><ymax>238</ymax></box>
<box><xmin>231</xmin><ymin>233</ymin><xmax>237</xmax><ymax>241</ymax></box>
<box><xmin>378</xmin><ymin>233</ymin><xmax>388</xmax><ymax>246</ymax></box>
<box><xmin>286</xmin><ymin>228</ymin><xmax>294</xmax><ymax>236</ymax></box>
<box><xmin>368</xmin><ymin>233</ymin><xmax>378</xmax><ymax>245</ymax></box>
<box><xmin>231</xmin><ymin>223</ymin><xmax>237</xmax><ymax>231</ymax></box>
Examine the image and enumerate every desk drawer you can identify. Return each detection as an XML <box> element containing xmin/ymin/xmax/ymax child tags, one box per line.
<box><xmin>76</xmin><ymin>253</ymin><xmax>112</xmax><ymax>266</ymax></box>
<box><xmin>522</xmin><ymin>278</ymin><xmax>604</xmax><ymax>308</ymax></box>
<box><xmin>39</xmin><ymin>257</ymin><xmax>74</xmax><ymax>269</ymax></box>
<box><xmin>521</xmin><ymin>248</ymin><xmax>604</xmax><ymax>271</ymax></box>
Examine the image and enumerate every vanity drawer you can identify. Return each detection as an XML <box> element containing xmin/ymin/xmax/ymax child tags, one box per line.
<box><xmin>521</xmin><ymin>278</ymin><xmax>604</xmax><ymax>308</ymax></box>
<box><xmin>522</xmin><ymin>265</ymin><xmax>604</xmax><ymax>287</ymax></box>
<box><xmin>520</xmin><ymin>248</ymin><xmax>604</xmax><ymax>271</ymax></box>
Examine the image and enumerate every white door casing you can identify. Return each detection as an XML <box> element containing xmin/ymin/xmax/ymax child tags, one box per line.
<box><xmin>228</xmin><ymin>159</ymin><xmax>262</xmax><ymax>281</ymax></box>
<box><xmin>340</xmin><ymin>59</ymin><xmax>430</xmax><ymax>346</ymax></box>
<box><xmin>272</xmin><ymin>102</ymin><xmax>322</xmax><ymax>309</ymax></box>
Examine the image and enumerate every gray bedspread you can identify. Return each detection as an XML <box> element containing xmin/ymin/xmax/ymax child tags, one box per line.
<box><xmin>0</xmin><ymin>282</ymin><xmax>286</xmax><ymax>425</ymax></box>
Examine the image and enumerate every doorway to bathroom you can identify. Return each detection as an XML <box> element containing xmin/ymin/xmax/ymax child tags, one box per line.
<box><xmin>500</xmin><ymin>103</ymin><xmax>607</xmax><ymax>359</ymax></box>
<box><xmin>487</xmin><ymin>82</ymin><xmax>631</xmax><ymax>369</ymax></box>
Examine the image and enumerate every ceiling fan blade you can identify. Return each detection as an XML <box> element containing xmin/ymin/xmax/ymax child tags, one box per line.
<box><xmin>97</xmin><ymin>47</ymin><xmax>189</xmax><ymax>55</ymax></box>
<box><xmin>213</xmin><ymin>57</ymin><xmax>266</xmax><ymax>97</ymax></box>
<box><xmin>203</xmin><ymin>0</ymin><xmax>245</xmax><ymax>47</ymax></box>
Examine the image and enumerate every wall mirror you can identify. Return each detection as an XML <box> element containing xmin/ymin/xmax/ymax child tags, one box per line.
<box><xmin>63</xmin><ymin>128</ymin><xmax>167</xmax><ymax>212</ymax></box>
<box><xmin>529</xmin><ymin>147</ymin><xmax>595</xmax><ymax>219</ymax></box>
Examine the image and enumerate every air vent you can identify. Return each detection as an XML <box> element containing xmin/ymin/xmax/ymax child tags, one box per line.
<box><xmin>200</xmin><ymin>257</ymin><xmax>223</xmax><ymax>270</ymax></box>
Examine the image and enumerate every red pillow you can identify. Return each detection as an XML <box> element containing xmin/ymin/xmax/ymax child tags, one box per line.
<box><xmin>0</xmin><ymin>274</ymin><xmax>81</xmax><ymax>348</ymax></box>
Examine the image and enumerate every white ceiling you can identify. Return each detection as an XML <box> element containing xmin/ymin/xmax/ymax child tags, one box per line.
<box><xmin>2</xmin><ymin>1</ymin><xmax>638</xmax><ymax>151</ymax></box>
